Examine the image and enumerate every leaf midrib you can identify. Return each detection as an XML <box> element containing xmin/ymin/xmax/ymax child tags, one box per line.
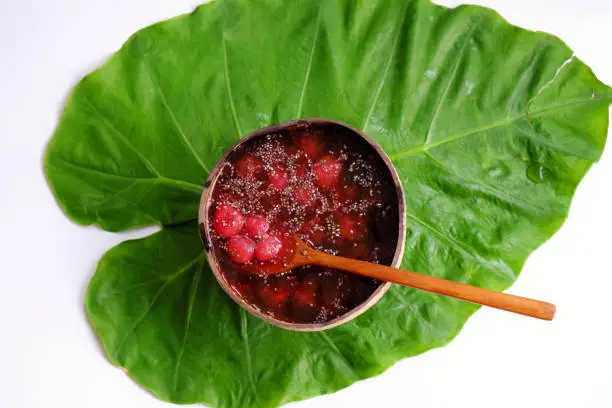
<box><xmin>172</xmin><ymin>263</ymin><xmax>203</xmax><ymax>393</ymax></box>
<box><xmin>295</xmin><ymin>4</ymin><xmax>323</xmax><ymax>119</ymax></box>
<box><xmin>53</xmin><ymin>156</ymin><xmax>202</xmax><ymax>193</ymax></box>
<box><xmin>145</xmin><ymin>63</ymin><xmax>211</xmax><ymax>175</ymax></box>
<box><xmin>389</xmin><ymin>93</ymin><xmax>612</xmax><ymax>161</ymax></box>
<box><xmin>112</xmin><ymin>252</ymin><xmax>206</xmax><ymax>360</ymax></box>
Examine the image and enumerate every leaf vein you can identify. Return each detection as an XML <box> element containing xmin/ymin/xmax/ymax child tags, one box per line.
<box><xmin>361</xmin><ymin>6</ymin><xmax>408</xmax><ymax>130</ymax></box>
<box><xmin>223</xmin><ymin>36</ymin><xmax>243</xmax><ymax>137</ymax></box>
<box><xmin>81</xmin><ymin>97</ymin><xmax>162</xmax><ymax>177</ymax></box>
<box><xmin>525</xmin><ymin>55</ymin><xmax>574</xmax><ymax>114</ymax></box>
<box><xmin>389</xmin><ymin>289</ymin><xmax>439</xmax><ymax>337</ymax></box>
<box><xmin>95</xmin><ymin>180</ymin><xmax>140</xmax><ymax>221</ymax></box>
<box><xmin>423</xmin><ymin>152</ymin><xmax>531</xmax><ymax>210</ymax></box>
<box><xmin>172</xmin><ymin>262</ymin><xmax>203</xmax><ymax>392</ymax></box>
<box><xmin>317</xmin><ymin>332</ymin><xmax>359</xmax><ymax>380</ymax></box>
<box><xmin>239</xmin><ymin>308</ymin><xmax>259</xmax><ymax>406</ymax></box>
<box><xmin>404</xmin><ymin>210</ymin><xmax>515</xmax><ymax>282</ymax></box>
<box><xmin>145</xmin><ymin>65</ymin><xmax>210</xmax><ymax>175</ymax></box>
<box><xmin>53</xmin><ymin>156</ymin><xmax>202</xmax><ymax>193</ymax></box>
<box><xmin>295</xmin><ymin>5</ymin><xmax>322</xmax><ymax>119</ymax></box>
<box><xmin>97</xmin><ymin>279</ymin><xmax>166</xmax><ymax>300</ymax></box>
<box><xmin>114</xmin><ymin>253</ymin><xmax>205</xmax><ymax>359</ymax></box>
<box><xmin>423</xmin><ymin>22</ymin><xmax>478</xmax><ymax>145</ymax></box>
<box><xmin>390</xmin><ymin>93</ymin><xmax>612</xmax><ymax>161</ymax></box>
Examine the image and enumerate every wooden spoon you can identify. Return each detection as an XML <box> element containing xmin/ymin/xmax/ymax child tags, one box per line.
<box><xmin>258</xmin><ymin>236</ymin><xmax>555</xmax><ymax>321</ymax></box>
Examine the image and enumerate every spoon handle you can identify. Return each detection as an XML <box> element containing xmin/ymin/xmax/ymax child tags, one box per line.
<box><xmin>311</xmin><ymin>252</ymin><xmax>555</xmax><ymax>320</ymax></box>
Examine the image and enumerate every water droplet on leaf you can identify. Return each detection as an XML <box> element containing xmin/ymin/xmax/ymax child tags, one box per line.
<box><xmin>485</xmin><ymin>161</ymin><xmax>510</xmax><ymax>179</ymax></box>
<box><xmin>526</xmin><ymin>163</ymin><xmax>548</xmax><ymax>183</ymax></box>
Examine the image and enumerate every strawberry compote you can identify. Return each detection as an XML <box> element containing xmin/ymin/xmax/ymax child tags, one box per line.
<box><xmin>208</xmin><ymin>125</ymin><xmax>399</xmax><ymax>324</ymax></box>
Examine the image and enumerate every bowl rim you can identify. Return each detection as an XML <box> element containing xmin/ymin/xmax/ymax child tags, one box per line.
<box><xmin>198</xmin><ymin>118</ymin><xmax>406</xmax><ymax>331</ymax></box>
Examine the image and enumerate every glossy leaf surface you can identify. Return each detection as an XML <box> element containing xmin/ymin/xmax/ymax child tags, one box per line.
<box><xmin>45</xmin><ymin>0</ymin><xmax>611</xmax><ymax>406</ymax></box>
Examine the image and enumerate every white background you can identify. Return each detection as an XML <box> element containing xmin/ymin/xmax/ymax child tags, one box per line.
<box><xmin>1</xmin><ymin>0</ymin><xmax>611</xmax><ymax>407</ymax></box>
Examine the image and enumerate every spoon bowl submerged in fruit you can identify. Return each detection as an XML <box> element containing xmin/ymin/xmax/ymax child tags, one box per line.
<box><xmin>207</xmin><ymin>126</ymin><xmax>400</xmax><ymax>324</ymax></box>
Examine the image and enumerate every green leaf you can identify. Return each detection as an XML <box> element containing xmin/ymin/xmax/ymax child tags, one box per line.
<box><xmin>88</xmin><ymin>222</ymin><xmax>465</xmax><ymax>406</ymax></box>
<box><xmin>45</xmin><ymin>0</ymin><xmax>611</xmax><ymax>407</ymax></box>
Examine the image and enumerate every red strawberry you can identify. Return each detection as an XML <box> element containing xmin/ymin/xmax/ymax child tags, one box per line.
<box><xmin>275</xmin><ymin>273</ymin><xmax>299</xmax><ymax>293</ymax></box>
<box><xmin>235</xmin><ymin>154</ymin><xmax>262</xmax><ymax>178</ymax></box>
<box><xmin>314</xmin><ymin>155</ymin><xmax>343</xmax><ymax>189</ymax></box>
<box><xmin>294</xmin><ymin>155</ymin><xmax>311</xmax><ymax>179</ymax></box>
<box><xmin>254</xmin><ymin>236</ymin><xmax>283</xmax><ymax>261</ymax></box>
<box><xmin>294</xmin><ymin>185</ymin><xmax>317</xmax><ymax>208</ymax></box>
<box><xmin>336</xmin><ymin>212</ymin><xmax>367</xmax><ymax>241</ymax></box>
<box><xmin>213</xmin><ymin>203</ymin><xmax>245</xmax><ymax>238</ymax></box>
<box><xmin>268</xmin><ymin>165</ymin><xmax>289</xmax><ymax>190</ymax></box>
<box><xmin>325</xmin><ymin>189</ymin><xmax>344</xmax><ymax>212</ymax></box>
<box><xmin>293</xmin><ymin>282</ymin><xmax>317</xmax><ymax>308</ymax></box>
<box><xmin>261</xmin><ymin>193</ymin><xmax>282</xmax><ymax>212</ymax></box>
<box><xmin>226</xmin><ymin>235</ymin><xmax>256</xmax><ymax>263</ymax></box>
<box><xmin>291</xmin><ymin>272</ymin><xmax>320</xmax><ymax>319</ymax></box>
<box><xmin>259</xmin><ymin>284</ymin><xmax>290</xmax><ymax>309</ymax></box>
<box><xmin>296</xmin><ymin>132</ymin><xmax>323</xmax><ymax>159</ymax></box>
<box><xmin>244</xmin><ymin>215</ymin><xmax>269</xmax><ymax>238</ymax></box>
